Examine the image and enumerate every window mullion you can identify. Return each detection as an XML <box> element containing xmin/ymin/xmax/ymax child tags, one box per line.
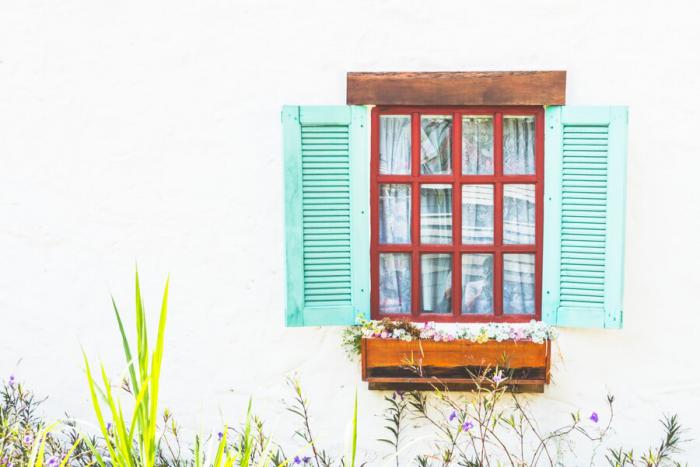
<box><xmin>494</xmin><ymin>112</ymin><xmax>504</xmax><ymax>316</ymax></box>
<box><xmin>411</xmin><ymin>112</ymin><xmax>421</xmax><ymax>318</ymax></box>
<box><xmin>452</xmin><ymin>111</ymin><xmax>462</xmax><ymax>318</ymax></box>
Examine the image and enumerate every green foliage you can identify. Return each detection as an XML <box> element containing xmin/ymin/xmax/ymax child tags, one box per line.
<box><xmin>1</xmin><ymin>273</ymin><xmax>691</xmax><ymax>466</ymax></box>
<box><xmin>605</xmin><ymin>415</ymin><xmax>688</xmax><ymax>467</ymax></box>
<box><xmin>0</xmin><ymin>376</ymin><xmax>100</xmax><ymax>466</ymax></box>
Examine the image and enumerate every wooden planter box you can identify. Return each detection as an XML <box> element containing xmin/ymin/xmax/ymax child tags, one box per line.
<box><xmin>361</xmin><ymin>338</ymin><xmax>551</xmax><ymax>392</ymax></box>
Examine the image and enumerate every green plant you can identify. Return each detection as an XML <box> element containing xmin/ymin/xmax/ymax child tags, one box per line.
<box><xmin>0</xmin><ymin>376</ymin><xmax>95</xmax><ymax>466</ymax></box>
<box><xmin>378</xmin><ymin>393</ymin><xmax>409</xmax><ymax>467</ymax></box>
<box><xmin>81</xmin><ymin>272</ymin><xmax>360</xmax><ymax>467</ymax></box>
<box><xmin>82</xmin><ymin>271</ymin><xmax>170</xmax><ymax>466</ymax></box>
<box><xmin>605</xmin><ymin>415</ymin><xmax>688</xmax><ymax>467</ymax></box>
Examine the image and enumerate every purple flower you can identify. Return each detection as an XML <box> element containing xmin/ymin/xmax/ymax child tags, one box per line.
<box><xmin>462</xmin><ymin>420</ymin><xmax>474</xmax><ymax>432</ymax></box>
<box><xmin>217</xmin><ymin>431</ymin><xmax>224</xmax><ymax>441</ymax></box>
<box><xmin>293</xmin><ymin>456</ymin><xmax>301</xmax><ymax>464</ymax></box>
<box><xmin>22</xmin><ymin>434</ymin><xmax>33</xmax><ymax>445</ymax></box>
<box><xmin>493</xmin><ymin>372</ymin><xmax>504</xmax><ymax>384</ymax></box>
<box><xmin>302</xmin><ymin>456</ymin><xmax>311</xmax><ymax>464</ymax></box>
<box><xmin>392</xmin><ymin>390</ymin><xmax>405</xmax><ymax>401</ymax></box>
<box><xmin>47</xmin><ymin>457</ymin><xmax>59</xmax><ymax>466</ymax></box>
<box><xmin>106</xmin><ymin>422</ymin><xmax>112</xmax><ymax>432</ymax></box>
<box><xmin>589</xmin><ymin>412</ymin><xmax>599</xmax><ymax>423</ymax></box>
<box><xmin>448</xmin><ymin>410</ymin><xmax>457</xmax><ymax>422</ymax></box>
<box><xmin>8</xmin><ymin>375</ymin><xmax>15</xmax><ymax>387</ymax></box>
<box><xmin>1</xmin><ymin>456</ymin><xmax>8</xmax><ymax>465</ymax></box>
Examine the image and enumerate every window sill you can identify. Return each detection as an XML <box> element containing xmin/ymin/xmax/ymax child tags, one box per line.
<box><xmin>360</xmin><ymin>337</ymin><xmax>551</xmax><ymax>393</ymax></box>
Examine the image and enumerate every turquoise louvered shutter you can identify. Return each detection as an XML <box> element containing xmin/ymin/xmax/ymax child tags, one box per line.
<box><xmin>282</xmin><ymin>105</ymin><xmax>370</xmax><ymax>326</ymax></box>
<box><xmin>542</xmin><ymin>106</ymin><xmax>628</xmax><ymax>328</ymax></box>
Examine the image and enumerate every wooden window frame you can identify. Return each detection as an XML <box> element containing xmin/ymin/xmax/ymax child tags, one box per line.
<box><xmin>370</xmin><ymin>105</ymin><xmax>545</xmax><ymax>323</ymax></box>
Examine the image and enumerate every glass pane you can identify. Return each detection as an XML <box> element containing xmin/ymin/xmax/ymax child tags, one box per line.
<box><xmin>503</xmin><ymin>184</ymin><xmax>536</xmax><ymax>244</ymax></box>
<box><xmin>503</xmin><ymin>116</ymin><xmax>535</xmax><ymax>174</ymax></box>
<box><xmin>420</xmin><ymin>115</ymin><xmax>452</xmax><ymax>174</ymax></box>
<box><xmin>420</xmin><ymin>184</ymin><xmax>452</xmax><ymax>244</ymax></box>
<box><xmin>461</xmin><ymin>254</ymin><xmax>493</xmax><ymax>314</ymax></box>
<box><xmin>462</xmin><ymin>116</ymin><xmax>493</xmax><ymax>174</ymax></box>
<box><xmin>503</xmin><ymin>253</ymin><xmax>536</xmax><ymax>315</ymax></box>
<box><xmin>421</xmin><ymin>254</ymin><xmax>452</xmax><ymax>313</ymax></box>
<box><xmin>379</xmin><ymin>115</ymin><xmax>411</xmax><ymax>175</ymax></box>
<box><xmin>379</xmin><ymin>253</ymin><xmax>411</xmax><ymax>314</ymax></box>
<box><xmin>379</xmin><ymin>184</ymin><xmax>411</xmax><ymax>244</ymax></box>
<box><xmin>462</xmin><ymin>185</ymin><xmax>494</xmax><ymax>244</ymax></box>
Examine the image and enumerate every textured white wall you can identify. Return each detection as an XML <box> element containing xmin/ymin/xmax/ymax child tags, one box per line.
<box><xmin>2</xmin><ymin>0</ymin><xmax>700</xmax><ymax>464</ymax></box>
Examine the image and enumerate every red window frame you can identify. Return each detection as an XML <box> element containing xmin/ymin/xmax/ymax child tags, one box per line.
<box><xmin>370</xmin><ymin>106</ymin><xmax>545</xmax><ymax>323</ymax></box>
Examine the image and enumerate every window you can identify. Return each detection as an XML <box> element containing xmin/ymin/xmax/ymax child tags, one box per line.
<box><xmin>370</xmin><ymin>107</ymin><xmax>544</xmax><ymax>322</ymax></box>
<box><xmin>282</xmin><ymin>74</ymin><xmax>627</xmax><ymax>329</ymax></box>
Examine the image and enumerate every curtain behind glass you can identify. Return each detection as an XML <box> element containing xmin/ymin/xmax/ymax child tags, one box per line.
<box><xmin>503</xmin><ymin>253</ymin><xmax>535</xmax><ymax>314</ymax></box>
<box><xmin>379</xmin><ymin>116</ymin><xmax>411</xmax><ymax>174</ymax></box>
<box><xmin>379</xmin><ymin>184</ymin><xmax>411</xmax><ymax>244</ymax></box>
<box><xmin>421</xmin><ymin>254</ymin><xmax>452</xmax><ymax>313</ymax></box>
<box><xmin>503</xmin><ymin>117</ymin><xmax>535</xmax><ymax>174</ymax></box>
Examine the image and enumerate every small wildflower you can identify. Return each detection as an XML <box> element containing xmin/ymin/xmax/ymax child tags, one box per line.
<box><xmin>23</xmin><ymin>433</ymin><xmax>33</xmax><ymax>445</ymax></box>
<box><xmin>493</xmin><ymin>372</ymin><xmax>504</xmax><ymax>384</ymax></box>
<box><xmin>589</xmin><ymin>412</ymin><xmax>599</xmax><ymax>423</ymax></box>
<box><xmin>448</xmin><ymin>410</ymin><xmax>457</xmax><ymax>422</ymax></box>
<box><xmin>47</xmin><ymin>457</ymin><xmax>59</xmax><ymax>466</ymax></box>
<box><xmin>106</xmin><ymin>422</ymin><xmax>112</xmax><ymax>432</ymax></box>
<box><xmin>462</xmin><ymin>420</ymin><xmax>474</xmax><ymax>432</ymax></box>
<box><xmin>8</xmin><ymin>375</ymin><xmax>15</xmax><ymax>387</ymax></box>
<box><xmin>293</xmin><ymin>456</ymin><xmax>301</xmax><ymax>464</ymax></box>
<box><xmin>217</xmin><ymin>431</ymin><xmax>224</xmax><ymax>441</ymax></box>
<box><xmin>302</xmin><ymin>456</ymin><xmax>311</xmax><ymax>464</ymax></box>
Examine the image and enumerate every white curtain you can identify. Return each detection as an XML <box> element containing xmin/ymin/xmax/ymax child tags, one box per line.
<box><xmin>461</xmin><ymin>185</ymin><xmax>494</xmax><ymax>244</ymax></box>
<box><xmin>420</xmin><ymin>185</ymin><xmax>452</xmax><ymax>244</ymax></box>
<box><xmin>503</xmin><ymin>253</ymin><xmax>535</xmax><ymax>314</ymax></box>
<box><xmin>461</xmin><ymin>254</ymin><xmax>493</xmax><ymax>314</ymax></box>
<box><xmin>420</xmin><ymin>116</ymin><xmax>452</xmax><ymax>174</ymax></box>
<box><xmin>503</xmin><ymin>117</ymin><xmax>535</xmax><ymax>174</ymax></box>
<box><xmin>462</xmin><ymin>117</ymin><xmax>493</xmax><ymax>175</ymax></box>
<box><xmin>379</xmin><ymin>184</ymin><xmax>411</xmax><ymax>244</ymax></box>
<box><xmin>503</xmin><ymin>184</ymin><xmax>536</xmax><ymax>244</ymax></box>
<box><xmin>379</xmin><ymin>116</ymin><xmax>411</xmax><ymax>174</ymax></box>
<box><xmin>421</xmin><ymin>254</ymin><xmax>452</xmax><ymax>313</ymax></box>
<box><xmin>379</xmin><ymin>254</ymin><xmax>411</xmax><ymax>314</ymax></box>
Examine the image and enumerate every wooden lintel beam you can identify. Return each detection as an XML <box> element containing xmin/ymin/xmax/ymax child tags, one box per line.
<box><xmin>347</xmin><ymin>71</ymin><xmax>566</xmax><ymax>106</ymax></box>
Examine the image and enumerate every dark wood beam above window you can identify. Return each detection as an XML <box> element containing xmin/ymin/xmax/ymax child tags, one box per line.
<box><xmin>346</xmin><ymin>71</ymin><xmax>566</xmax><ymax>106</ymax></box>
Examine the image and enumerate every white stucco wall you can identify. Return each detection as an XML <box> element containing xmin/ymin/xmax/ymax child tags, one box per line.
<box><xmin>2</xmin><ymin>0</ymin><xmax>700</xmax><ymax>464</ymax></box>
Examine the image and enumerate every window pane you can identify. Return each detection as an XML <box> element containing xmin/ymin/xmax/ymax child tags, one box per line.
<box><xmin>379</xmin><ymin>253</ymin><xmax>411</xmax><ymax>314</ymax></box>
<box><xmin>421</xmin><ymin>115</ymin><xmax>452</xmax><ymax>174</ymax></box>
<box><xmin>503</xmin><ymin>116</ymin><xmax>535</xmax><ymax>175</ymax></box>
<box><xmin>379</xmin><ymin>184</ymin><xmax>411</xmax><ymax>244</ymax></box>
<box><xmin>462</xmin><ymin>116</ymin><xmax>493</xmax><ymax>174</ymax></box>
<box><xmin>379</xmin><ymin>115</ymin><xmax>411</xmax><ymax>175</ymax></box>
<box><xmin>421</xmin><ymin>184</ymin><xmax>452</xmax><ymax>244</ymax></box>
<box><xmin>503</xmin><ymin>253</ymin><xmax>536</xmax><ymax>315</ymax></box>
<box><xmin>462</xmin><ymin>185</ymin><xmax>494</xmax><ymax>244</ymax></box>
<box><xmin>421</xmin><ymin>254</ymin><xmax>452</xmax><ymax>313</ymax></box>
<box><xmin>461</xmin><ymin>254</ymin><xmax>493</xmax><ymax>314</ymax></box>
<box><xmin>503</xmin><ymin>184</ymin><xmax>536</xmax><ymax>244</ymax></box>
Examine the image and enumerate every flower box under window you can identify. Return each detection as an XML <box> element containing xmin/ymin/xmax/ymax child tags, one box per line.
<box><xmin>360</xmin><ymin>337</ymin><xmax>551</xmax><ymax>392</ymax></box>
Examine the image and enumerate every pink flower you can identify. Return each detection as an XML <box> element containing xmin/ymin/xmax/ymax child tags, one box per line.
<box><xmin>380</xmin><ymin>331</ymin><xmax>389</xmax><ymax>339</ymax></box>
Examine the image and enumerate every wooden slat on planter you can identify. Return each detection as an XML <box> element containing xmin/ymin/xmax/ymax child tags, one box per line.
<box><xmin>346</xmin><ymin>71</ymin><xmax>566</xmax><ymax>106</ymax></box>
